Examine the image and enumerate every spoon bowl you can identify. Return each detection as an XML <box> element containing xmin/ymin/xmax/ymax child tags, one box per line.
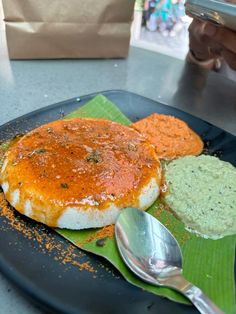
<box><xmin>115</xmin><ymin>207</ymin><xmax>224</xmax><ymax>314</ymax></box>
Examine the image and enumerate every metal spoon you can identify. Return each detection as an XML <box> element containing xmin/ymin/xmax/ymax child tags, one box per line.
<box><xmin>115</xmin><ymin>207</ymin><xmax>224</xmax><ymax>314</ymax></box>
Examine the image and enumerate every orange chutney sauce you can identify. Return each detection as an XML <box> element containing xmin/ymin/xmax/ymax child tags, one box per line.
<box><xmin>132</xmin><ymin>113</ymin><xmax>204</xmax><ymax>160</ymax></box>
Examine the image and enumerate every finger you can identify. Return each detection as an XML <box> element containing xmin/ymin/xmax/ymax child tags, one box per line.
<box><xmin>188</xmin><ymin>19</ymin><xmax>206</xmax><ymax>40</ymax></box>
<box><xmin>222</xmin><ymin>48</ymin><xmax>236</xmax><ymax>70</ymax></box>
<box><xmin>203</xmin><ymin>24</ymin><xmax>236</xmax><ymax>54</ymax></box>
<box><xmin>188</xmin><ymin>19</ymin><xmax>212</xmax><ymax>60</ymax></box>
<box><xmin>207</xmin><ymin>40</ymin><xmax>223</xmax><ymax>57</ymax></box>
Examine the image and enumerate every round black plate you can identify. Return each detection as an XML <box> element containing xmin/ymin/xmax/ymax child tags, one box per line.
<box><xmin>0</xmin><ymin>90</ymin><xmax>235</xmax><ymax>314</ymax></box>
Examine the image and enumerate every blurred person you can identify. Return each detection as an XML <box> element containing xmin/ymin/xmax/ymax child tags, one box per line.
<box><xmin>171</xmin><ymin>0</ymin><xmax>185</xmax><ymax>24</ymax></box>
<box><xmin>169</xmin><ymin>0</ymin><xmax>186</xmax><ymax>36</ymax></box>
<box><xmin>147</xmin><ymin>0</ymin><xmax>172</xmax><ymax>35</ymax></box>
<box><xmin>146</xmin><ymin>0</ymin><xmax>186</xmax><ymax>36</ymax></box>
<box><xmin>145</xmin><ymin>0</ymin><xmax>158</xmax><ymax>30</ymax></box>
<box><xmin>144</xmin><ymin>0</ymin><xmax>156</xmax><ymax>25</ymax></box>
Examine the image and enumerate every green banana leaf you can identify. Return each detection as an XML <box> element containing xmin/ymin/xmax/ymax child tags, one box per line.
<box><xmin>56</xmin><ymin>95</ymin><xmax>236</xmax><ymax>313</ymax></box>
<box><xmin>1</xmin><ymin>94</ymin><xmax>234</xmax><ymax>313</ymax></box>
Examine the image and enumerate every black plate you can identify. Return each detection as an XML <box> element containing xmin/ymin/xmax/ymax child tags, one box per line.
<box><xmin>0</xmin><ymin>90</ymin><xmax>235</xmax><ymax>314</ymax></box>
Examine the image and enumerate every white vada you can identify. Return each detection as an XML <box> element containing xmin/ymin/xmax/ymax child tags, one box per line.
<box><xmin>0</xmin><ymin>118</ymin><xmax>161</xmax><ymax>229</ymax></box>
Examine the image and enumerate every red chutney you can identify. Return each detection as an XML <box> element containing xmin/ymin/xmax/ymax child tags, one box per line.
<box><xmin>1</xmin><ymin>118</ymin><xmax>161</xmax><ymax>226</ymax></box>
<box><xmin>131</xmin><ymin>113</ymin><xmax>204</xmax><ymax>160</ymax></box>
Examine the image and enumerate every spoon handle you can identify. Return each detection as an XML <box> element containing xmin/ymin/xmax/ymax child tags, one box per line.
<box><xmin>164</xmin><ymin>275</ymin><xmax>224</xmax><ymax>314</ymax></box>
<box><xmin>184</xmin><ymin>284</ymin><xmax>224</xmax><ymax>314</ymax></box>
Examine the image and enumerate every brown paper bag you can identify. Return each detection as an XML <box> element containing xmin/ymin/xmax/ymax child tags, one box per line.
<box><xmin>2</xmin><ymin>0</ymin><xmax>135</xmax><ymax>59</ymax></box>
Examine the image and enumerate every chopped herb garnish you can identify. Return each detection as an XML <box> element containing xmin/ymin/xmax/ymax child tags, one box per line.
<box><xmin>86</xmin><ymin>151</ymin><xmax>101</xmax><ymax>163</ymax></box>
<box><xmin>61</xmin><ymin>183</ymin><xmax>69</xmax><ymax>189</ymax></box>
<box><xmin>35</xmin><ymin>148</ymin><xmax>47</xmax><ymax>154</ymax></box>
<box><xmin>94</xmin><ymin>199</ymin><xmax>100</xmax><ymax>206</ymax></box>
<box><xmin>12</xmin><ymin>160</ymin><xmax>17</xmax><ymax>166</ymax></box>
<box><xmin>47</xmin><ymin>127</ymin><xmax>53</xmax><ymax>134</ymax></box>
<box><xmin>127</xmin><ymin>143</ymin><xmax>137</xmax><ymax>151</ymax></box>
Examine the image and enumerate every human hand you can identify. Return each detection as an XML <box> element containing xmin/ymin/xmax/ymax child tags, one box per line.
<box><xmin>188</xmin><ymin>19</ymin><xmax>222</xmax><ymax>70</ymax></box>
<box><xmin>188</xmin><ymin>19</ymin><xmax>213</xmax><ymax>61</ymax></box>
<box><xmin>188</xmin><ymin>7</ymin><xmax>236</xmax><ymax>71</ymax></box>
<box><xmin>202</xmin><ymin>23</ymin><xmax>236</xmax><ymax>70</ymax></box>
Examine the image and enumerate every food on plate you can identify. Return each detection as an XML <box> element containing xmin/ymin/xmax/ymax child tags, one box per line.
<box><xmin>163</xmin><ymin>155</ymin><xmax>236</xmax><ymax>239</ymax></box>
<box><xmin>0</xmin><ymin>118</ymin><xmax>161</xmax><ymax>229</ymax></box>
<box><xmin>131</xmin><ymin>113</ymin><xmax>204</xmax><ymax>160</ymax></box>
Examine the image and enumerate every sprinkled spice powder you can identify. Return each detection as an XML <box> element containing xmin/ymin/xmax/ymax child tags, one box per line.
<box><xmin>95</xmin><ymin>225</ymin><xmax>115</xmax><ymax>239</ymax></box>
<box><xmin>81</xmin><ymin>225</ymin><xmax>115</xmax><ymax>247</ymax></box>
<box><xmin>0</xmin><ymin>191</ymin><xmax>95</xmax><ymax>273</ymax></box>
<box><xmin>154</xmin><ymin>202</ymin><xmax>165</xmax><ymax>219</ymax></box>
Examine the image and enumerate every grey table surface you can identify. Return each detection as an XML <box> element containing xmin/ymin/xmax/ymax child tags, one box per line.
<box><xmin>0</xmin><ymin>29</ymin><xmax>236</xmax><ymax>314</ymax></box>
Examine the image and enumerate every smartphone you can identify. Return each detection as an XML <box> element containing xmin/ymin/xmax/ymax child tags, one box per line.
<box><xmin>185</xmin><ymin>0</ymin><xmax>236</xmax><ymax>31</ymax></box>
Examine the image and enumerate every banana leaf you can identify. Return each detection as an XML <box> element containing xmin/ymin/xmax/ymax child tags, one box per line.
<box><xmin>57</xmin><ymin>95</ymin><xmax>235</xmax><ymax>313</ymax></box>
<box><xmin>2</xmin><ymin>94</ymin><xmax>234</xmax><ymax>313</ymax></box>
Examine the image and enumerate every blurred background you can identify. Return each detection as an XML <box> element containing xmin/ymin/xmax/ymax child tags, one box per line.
<box><xmin>131</xmin><ymin>0</ymin><xmax>192</xmax><ymax>60</ymax></box>
<box><xmin>0</xmin><ymin>0</ymin><xmax>191</xmax><ymax>60</ymax></box>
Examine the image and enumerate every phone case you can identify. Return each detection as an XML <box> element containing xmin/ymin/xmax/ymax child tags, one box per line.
<box><xmin>185</xmin><ymin>0</ymin><xmax>236</xmax><ymax>31</ymax></box>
